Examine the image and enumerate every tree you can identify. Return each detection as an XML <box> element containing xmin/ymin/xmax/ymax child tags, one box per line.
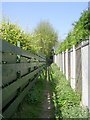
<box><xmin>33</xmin><ymin>21</ymin><xmax>58</xmax><ymax>57</ymax></box>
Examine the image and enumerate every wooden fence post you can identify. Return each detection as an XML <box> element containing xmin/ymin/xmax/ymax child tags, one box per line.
<box><xmin>17</xmin><ymin>41</ymin><xmax>20</xmax><ymax>62</ymax></box>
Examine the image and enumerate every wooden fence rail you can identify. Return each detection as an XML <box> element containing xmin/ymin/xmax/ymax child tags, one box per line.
<box><xmin>0</xmin><ymin>39</ymin><xmax>46</xmax><ymax>118</ymax></box>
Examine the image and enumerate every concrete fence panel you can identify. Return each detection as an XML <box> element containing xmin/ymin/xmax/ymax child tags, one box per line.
<box><xmin>76</xmin><ymin>46</ymin><xmax>82</xmax><ymax>96</ymax></box>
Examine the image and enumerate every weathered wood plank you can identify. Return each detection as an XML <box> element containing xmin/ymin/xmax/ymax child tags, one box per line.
<box><xmin>0</xmin><ymin>40</ymin><xmax>2</xmax><ymax>52</ymax></box>
<box><xmin>0</xmin><ymin>52</ymin><xmax>2</xmax><ymax>64</ymax></box>
<box><xmin>2</xmin><ymin>66</ymin><xmax>44</xmax><ymax>107</ymax></box>
<box><xmin>0</xmin><ymin>64</ymin><xmax>2</xmax><ymax>89</ymax></box>
<box><xmin>2</xmin><ymin>91</ymin><xmax>17</xmax><ymax>109</ymax></box>
<box><xmin>2</xmin><ymin>53</ymin><xmax>17</xmax><ymax>64</ymax></box>
<box><xmin>1</xmin><ymin>40</ymin><xmax>45</xmax><ymax>61</ymax></box>
<box><xmin>20</xmin><ymin>57</ymin><xmax>29</xmax><ymax>63</ymax></box>
<box><xmin>3</xmin><ymin>74</ymin><xmax>39</xmax><ymax>118</ymax></box>
<box><xmin>2</xmin><ymin>63</ymin><xmax>44</xmax><ymax>86</ymax></box>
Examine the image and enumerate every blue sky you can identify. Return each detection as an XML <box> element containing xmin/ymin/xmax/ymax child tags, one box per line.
<box><xmin>2</xmin><ymin>2</ymin><xmax>88</xmax><ymax>41</ymax></box>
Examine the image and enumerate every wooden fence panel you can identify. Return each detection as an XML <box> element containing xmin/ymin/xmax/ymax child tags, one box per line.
<box><xmin>0</xmin><ymin>39</ymin><xmax>46</xmax><ymax>118</ymax></box>
<box><xmin>0</xmin><ymin>52</ymin><xmax>2</xmax><ymax>64</ymax></box>
<box><xmin>0</xmin><ymin>40</ymin><xmax>2</xmax><ymax>52</ymax></box>
<box><xmin>3</xmin><ymin>73</ymin><xmax>39</xmax><ymax>118</ymax></box>
<box><xmin>2</xmin><ymin>62</ymin><xmax>44</xmax><ymax>86</ymax></box>
<box><xmin>2</xmin><ymin>66</ymin><xmax>44</xmax><ymax>109</ymax></box>
<box><xmin>1</xmin><ymin>40</ymin><xmax>45</xmax><ymax>62</ymax></box>
<box><xmin>2</xmin><ymin>53</ymin><xmax>17</xmax><ymax>64</ymax></box>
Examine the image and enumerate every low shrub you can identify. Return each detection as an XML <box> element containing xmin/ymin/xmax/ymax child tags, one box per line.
<box><xmin>50</xmin><ymin>63</ymin><xmax>89</xmax><ymax>118</ymax></box>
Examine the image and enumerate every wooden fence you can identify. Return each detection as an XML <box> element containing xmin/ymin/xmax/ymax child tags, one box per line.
<box><xmin>0</xmin><ymin>39</ymin><xmax>46</xmax><ymax>118</ymax></box>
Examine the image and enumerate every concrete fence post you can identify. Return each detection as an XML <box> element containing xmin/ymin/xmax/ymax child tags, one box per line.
<box><xmin>54</xmin><ymin>55</ymin><xmax>56</xmax><ymax>64</ymax></box>
<box><xmin>57</xmin><ymin>54</ymin><xmax>59</xmax><ymax>67</ymax></box>
<box><xmin>66</xmin><ymin>49</ymin><xmax>68</xmax><ymax>80</ymax></box>
<box><xmin>56</xmin><ymin>55</ymin><xmax>57</xmax><ymax>65</ymax></box>
<box><xmin>58</xmin><ymin>54</ymin><xmax>60</xmax><ymax>68</ymax></box>
<box><xmin>62</xmin><ymin>51</ymin><xmax>65</xmax><ymax>74</ymax></box>
<box><xmin>60</xmin><ymin>53</ymin><xmax>62</xmax><ymax>71</ymax></box>
<box><xmin>88</xmin><ymin>36</ymin><xmax>90</xmax><ymax>111</ymax></box>
<box><xmin>61</xmin><ymin>54</ymin><xmax>62</xmax><ymax>71</ymax></box>
<box><xmin>56</xmin><ymin>54</ymin><xmax>58</xmax><ymax>66</ymax></box>
<box><xmin>81</xmin><ymin>40</ymin><xmax>88</xmax><ymax>109</ymax></box>
<box><xmin>71</xmin><ymin>45</ymin><xmax>76</xmax><ymax>90</ymax></box>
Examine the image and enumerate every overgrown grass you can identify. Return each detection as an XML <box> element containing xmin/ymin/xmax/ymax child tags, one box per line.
<box><xmin>49</xmin><ymin>63</ymin><xmax>89</xmax><ymax>119</ymax></box>
<box><xmin>13</xmin><ymin>70</ymin><xmax>46</xmax><ymax>118</ymax></box>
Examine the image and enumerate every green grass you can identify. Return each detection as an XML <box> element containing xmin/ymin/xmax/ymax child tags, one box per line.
<box><xmin>13</xmin><ymin>70</ymin><xmax>46</xmax><ymax>118</ymax></box>
<box><xmin>49</xmin><ymin>63</ymin><xmax>89</xmax><ymax>119</ymax></box>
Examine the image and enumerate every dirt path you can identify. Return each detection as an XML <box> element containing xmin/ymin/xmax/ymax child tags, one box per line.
<box><xmin>39</xmin><ymin>67</ymin><xmax>55</xmax><ymax>118</ymax></box>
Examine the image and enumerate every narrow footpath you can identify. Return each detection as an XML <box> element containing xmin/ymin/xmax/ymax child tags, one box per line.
<box><xmin>39</xmin><ymin>67</ymin><xmax>55</xmax><ymax>118</ymax></box>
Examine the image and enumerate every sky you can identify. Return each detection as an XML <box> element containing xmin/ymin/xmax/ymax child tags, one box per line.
<box><xmin>2</xmin><ymin>2</ymin><xmax>88</xmax><ymax>41</ymax></box>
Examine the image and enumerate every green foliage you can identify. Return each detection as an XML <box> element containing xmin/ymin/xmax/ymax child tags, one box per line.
<box><xmin>34</xmin><ymin>21</ymin><xmax>58</xmax><ymax>56</ymax></box>
<box><xmin>0</xmin><ymin>19</ymin><xmax>32</xmax><ymax>50</ymax></box>
<box><xmin>50</xmin><ymin>63</ymin><xmax>89</xmax><ymax>118</ymax></box>
<box><xmin>25</xmin><ymin>76</ymin><xmax>45</xmax><ymax>105</ymax></box>
<box><xmin>0</xmin><ymin>19</ymin><xmax>58</xmax><ymax>56</ymax></box>
<box><xmin>56</xmin><ymin>9</ymin><xmax>90</xmax><ymax>54</ymax></box>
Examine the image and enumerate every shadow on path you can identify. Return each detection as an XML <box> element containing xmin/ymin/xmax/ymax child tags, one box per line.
<box><xmin>39</xmin><ymin>66</ymin><xmax>55</xmax><ymax>118</ymax></box>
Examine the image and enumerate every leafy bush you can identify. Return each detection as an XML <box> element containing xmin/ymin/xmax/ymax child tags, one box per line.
<box><xmin>56</xmin><ymin>9</ymin><xmax>90</xmax><ymax>54</ymax></box>
<box><xmin>50</xmin><ymin>63</ymin><xmax>89</xmax><ymax>118</ymax></box>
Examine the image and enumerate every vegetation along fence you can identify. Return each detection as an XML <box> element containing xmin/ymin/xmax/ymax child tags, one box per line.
<box><xmin>54</xmin><ymin>36</ymin><xmax>90</xmax><ymax>112</ymax></box>
<box><xmin>0</xmin><ymin>39</ymin><xmax>46</xmax><ymax>118</ymax></box>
